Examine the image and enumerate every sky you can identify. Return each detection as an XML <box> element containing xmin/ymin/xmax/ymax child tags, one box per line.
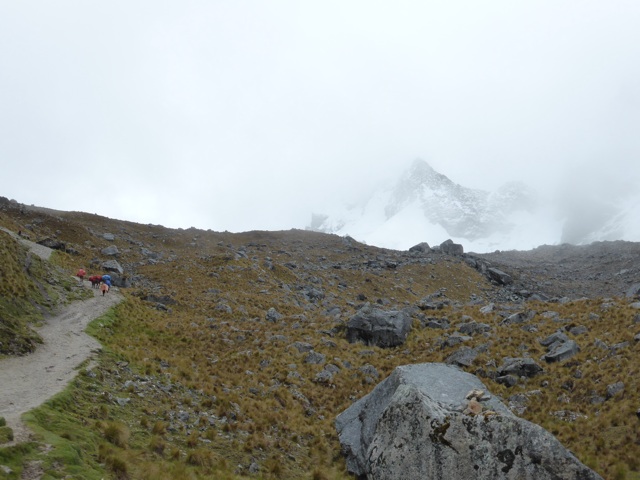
<box><xmin>1</xmin><ymin>1</ymin><xmax>639</xmax><ymax>239</ymax></box>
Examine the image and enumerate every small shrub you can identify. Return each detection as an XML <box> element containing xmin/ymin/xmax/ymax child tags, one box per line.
<box><xmin>186</xmin><ymin>448</ymin><xmax>215</xmax><ymax>467</ymax></box>
<box><xmin>105</xmin><ymin>454</ymin><xmax>129</xmax><ymax>480</ymax></box>
<box><xmin>312</xmin><ymin>470</ymin><xmax>329</xmax><ymax>480</ymax></box>
<box><xmin>0</xmin><ymin>426</ymin><xmax>14</xmax><ymax>442</ymax></box>
<box><xmin>613</xmin><ymin>463</ymin><xmax>627</xmax><ymax>480</ymax></box>
<box><xmin>151</xmin><ymin>420</ymin><xmax>167</xmax><ymax>435</ymax></box>
<box><xmin>169</xmin><ymin>447</ymin><xmax>181</xmax><ymax>460</ymax></box>
<box><xmin>186</xmin><ymin>432</ymin><xmax>199</xmax><ymax>447</ymax></box>
<box><xmin>102</xmin><ymin>421</ymin><xmax>130</xmax><ymax>448</ymax></box>
<box><xmin>148</xmin><ymin>435</ymin><xmax>166</xmax><ymax>456</ymax></box>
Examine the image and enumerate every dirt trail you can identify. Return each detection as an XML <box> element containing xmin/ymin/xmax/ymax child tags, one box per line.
<box><xmin>0</xmin><ymin>283</ymin><xmax>122</xmax><ymax>445</ymax></box>
<box><xmin>0</xmin><ymin>226</ymin><xmax>53</xmax><ymax>261</ymax></box>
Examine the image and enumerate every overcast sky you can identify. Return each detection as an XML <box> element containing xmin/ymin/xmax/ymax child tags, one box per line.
<box><xmin>1</xmin><ymin>1</ymin><xmax>639</xmax><ymax>235</ymax></box>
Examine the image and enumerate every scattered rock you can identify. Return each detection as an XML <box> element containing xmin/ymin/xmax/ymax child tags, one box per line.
<box><xmin>346</xmin><ymin>303</ymin><xmax>412</xmax><ymax>348</ymax></box>
<box><xmin>37</xmin><ymin>237</ymin><xmax>66</xmax><ymax>251</ymax></box>
<box><xmin>102</xmin><ymin>259</ymin><xmax>124</xmax><ymax>274</ymax></box>
<box><xmin>539</xmin><ymin>331</ymin><xmax>569</xmax><ymax>348</ymax></box>
<box><xmin>502</xmin><ymin>310</ymin><xmax>535</xmax><ymax>325</ymax></box>
<box><xmin>420</xmin><ymin>317</ymin><xmax>450</xmax><ymax>329</ymax></box>
<box><xmin>479</xmin><ymin>303</ymin><xmax>494</xmax><ymax>314</ymax></box>
<box><xmin>487</xmin><ymin>267</ymin><xmax>512</xmax><ymax>285</ymax></box>
<box><xmin>266</xmin><ymin>307</ymin><xmax>282</xmax><ymax>322</ymax></box>
<box><xmin>543</xmin><ymin>340</ymin><xmax>579</xmax><ymax>363</ymax></box>
<box><xmin>457</xmin><ymin>321</ymin><xmax>491</xmax><ymax>336</ymax></box>
<box><xmin>498</xmin><ymin>357</ymin><xmax>543</xmax><ymax>378</ymax></box>
<box><xmin>445</xmin><ymin>346</ymin><xmax>479</xmax><ymax>367</ymax></box>
<box><xmin>568</xmin><ymin>325</ymin><xmax>588</xmax><ymax>336</ymax></box>
<box><xmin>304</xmin><ymin>351</ymin><xmax>326</xmax><ymax>365</ymax></box>
<box><xmin>408</xmin><ymin>242</ymin><xmax>431</xmax><ymax>253</ymax></box>
<box><xmin>606</xmin><ymin>382</ymin><xmax>624</xmax><ymax>399</ymax></box>
<box><xmin>101</xmin><ymin>245</ymin><xmax>119</xmax><ymax>256</ymax></box>
<box><xmin>440</xmin><ymin>239</ymin><xmax>464</xmax><ymax>255</ymax></box>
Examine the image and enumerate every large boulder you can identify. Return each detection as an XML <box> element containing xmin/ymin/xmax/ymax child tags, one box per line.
<box><xmin>335</xmin><ymin>363</ymin><xmax>602</xmax><ymax>480</ymax></box>
<box><xmin>346</xmin><ymin>303</ymin><xmax>412</xmax><ymax>348</ymax></box>
<box><xmin>408</xmin><ymin>242</ymin><xmax>431</xmax><ymax>253</ymax></box>
<box><xmin>498</xmin><ymin>357</ymin><xmax>544</xmax><ymax>378</ymax></box>
<box><xmin>101</xmin><ymin>245</ymin><xmax>119</xmax><ymax>256</ymax></box>
<box><xmin>37</xmin><ymin>237</ymin><xmax>66</xmax><ymax>251</ymax></box>
<box><xmin>108</xmin><ymin>273</ymin><xmax>131</xmax><ymax>288</ymax></box>
<box><xmin>487</xmin><ymin>267</ymin><xmax>513</xmax><ymax>285</ymax></box>
<box><xmin>101</xmin><ymin>259</ymin><xmax>124</xmax><ymax>274</ymax></box>
<box><xmin>440</xmin><ymin>239</ymin><xmax>464</xmax><ymax>255</ymax></box>
<box><xmin>543</xmin><ymin>339</ymin><xmax>579</xmax><ymax>363</ymax></box>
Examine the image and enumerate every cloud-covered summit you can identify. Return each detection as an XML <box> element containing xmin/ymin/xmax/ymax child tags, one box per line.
<box><xmin>308</xmin><ymin>159</ymin><xmax>562</xmax><ymax>253</ymax></box>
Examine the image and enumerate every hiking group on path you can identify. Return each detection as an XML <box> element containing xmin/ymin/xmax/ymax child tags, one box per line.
<box><xmin>77</xmin><ymin>269</ymin><xmax>111</xmax><ymax>296</ymax></box>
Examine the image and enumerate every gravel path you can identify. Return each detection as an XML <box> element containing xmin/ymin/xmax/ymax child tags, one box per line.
<box><xmin>0</xmin><ymin>283</ymin><xmax>122</xmax><ymax>445</ymax></box>
<box><xmin>0</xmin><ymin>226</ymin><xmax>53</xmax><ymax>261</ymax></box>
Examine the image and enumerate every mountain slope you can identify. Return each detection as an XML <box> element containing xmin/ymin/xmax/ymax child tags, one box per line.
<box><xmin>1</xmin><ymin>196</ymin><xmax>640</xmax><ymax>479</ymax></box>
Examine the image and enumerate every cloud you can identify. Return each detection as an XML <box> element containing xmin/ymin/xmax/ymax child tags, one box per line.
<box><xmin>1</xmin><ymin>1</ymin><xmax>639</xmax><ymax>240</ymax></box>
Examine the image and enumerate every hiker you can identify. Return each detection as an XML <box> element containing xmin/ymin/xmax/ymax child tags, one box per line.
<box><xmin>100</xmin><ymin>282</ymin><xmax>109</xmax><ymax>296</ymax></box>
<box><xmin>76</xmin><ymin>268</ymin><xmax>86</xmax><ymax>283</ymax></box>
<box><xmin>102</xmin><ymin>274</ymin><xmax>112</xmax><ymax>287</ymax></box>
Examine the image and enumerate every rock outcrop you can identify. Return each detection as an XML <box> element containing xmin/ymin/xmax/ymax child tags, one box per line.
<box><xmin>439</xmin><ymin>238</ymin><xmax>464</xmax><ymax>255</ymax></box>
<box><xmin>336</xmin><ymin>363</ymin><xmax>602</xmax><ymax>480</ymax></box>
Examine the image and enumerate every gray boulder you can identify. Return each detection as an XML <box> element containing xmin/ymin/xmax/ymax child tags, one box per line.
<box><xmin>335</xmin><ymin>363</ymin><xmax>602</xmax><ymax>480</ymax></box>
<box><xmin>487</xmin><ymin>268</ymin><xmax>512</xmax><ymax>285</ymax></box>
<box><xmin>108</xmin><ymin>273</ymin><xmax>131</xmax><ymax>288</ymax></box>
<box><xmin>445</xmin><ymin>346</ymin><xmax>479</xmax><ymax>367</ymax></box>
<box><xmin>141</xmin><ymin>247</ymin><xmax>162</xmax><ymax>260</ymax></box>
<box><xmin>498</xmin><ymin>357</ymin><xmax>544</xmax><ymax>378</ymax></box>
<box><xmin>540</xmin><ymin>331</ymin><xmax>569</xmax><ymax>347</ymax></box>
<box><xmin>346</xmin><ymin>303</ymin><xmax>412</xmax><ymax>348</ymax></box>
<box><xmin>266</xmin><ymin>307</ymin><xmax>282</xmax><ymax>322</ymax></box>
<box><xmin>606</xmin><ymin>381</ymin><xmax>624</xmax><ymax>399</ymax></box>
<box><xmin>502</xmin><ymin>310</ymin><xmax>535</xmax><ymax>325</ymax></box>
<box><xmin>408</xmin><ymin>242</ymin><xmax>431</xmax><ymax>253</ymax></box>
<box><xmin>543</xmin><ymin>339</ymin><xmax>579</xmax><ymax>363</ymax></box>
<box><xmin>37</xmin><ymin>237</ymin><xmax>66</xmax><ymax>251</ymax></box>
<box><xmin>458</xmin><ymin>321</ymin><xmax>491</xmax><ymax>336</ymax></box>
<box><xmin>440</xmin><ymin>239</ymin><xmax>464</xmax><ymax>255</ymax></box>
<box><xmin>102</xmin><ymin>259</ymin><xmax>123</xmax><ymax>274</ymax></box>
<box><xmin>101</xmin><ymin>245</ymin><xmax>119</xmax><ymax>256</ymax></box>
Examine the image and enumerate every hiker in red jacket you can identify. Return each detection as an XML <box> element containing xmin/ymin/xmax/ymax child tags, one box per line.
<box><xmin>76</xmin><ymin>268</ymin><xmax>86</xmax><ymax>283</ymax></box>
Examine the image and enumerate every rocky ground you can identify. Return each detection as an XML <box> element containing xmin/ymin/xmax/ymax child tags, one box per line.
<box><xmin>471</xmin><ymin>240</ymin><xmax>640</xmax><ymax>301</ymax></box>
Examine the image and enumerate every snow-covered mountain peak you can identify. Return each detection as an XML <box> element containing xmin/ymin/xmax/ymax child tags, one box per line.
<box><xmin>307</xmin><ymin>159</ymin><xmax>638</xmax><ymax>253</ymax></box>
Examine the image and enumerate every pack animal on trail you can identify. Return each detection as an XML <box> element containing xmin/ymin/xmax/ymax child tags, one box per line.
<box><xmin>89</xmin><ymin>275</ymin><xmax>102</xmax><ymax>288</ymax></box>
